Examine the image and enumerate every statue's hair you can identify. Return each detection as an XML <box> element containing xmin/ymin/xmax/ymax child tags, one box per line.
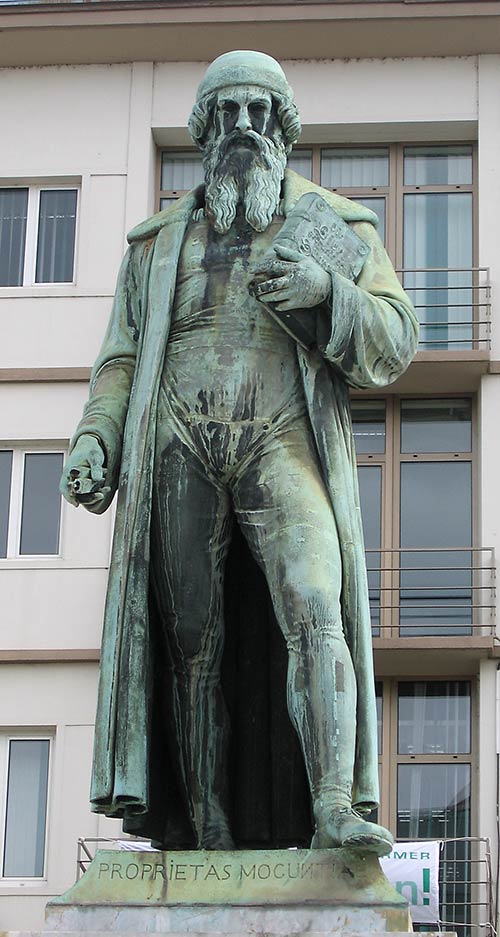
<box><xmin>188</xmin><ymin>91</ymin><xmax>301</xmax><ymax>154</ymax></box>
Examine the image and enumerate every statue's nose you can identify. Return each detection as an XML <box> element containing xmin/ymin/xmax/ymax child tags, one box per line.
<box><xmin>236</xmin><ymin>107</ymin><xmax>252</xmax><ymax>132</ymax></box>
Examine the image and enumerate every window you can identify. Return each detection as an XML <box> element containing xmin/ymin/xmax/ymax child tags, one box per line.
<box><xmin>0</xmin><ymin>735</ymin><xmax>51</xmax><ymax>879</ymax></box>
<box><xmin>0</xmin><ymin>449</ymin><xmax>64</xmax><ymax>557</ymax></box>
<box><xmin>0</xmin><ymin>186</ymin><xmax>78</xmax><ymax>286</ymax></box>
<box><xmin>402</xmin><ymin>147</ymin><xmax>474</xmax><ymax>350</ymax></box>
<box><xmin>375</xmin><ymin>679</ymin><xmax>473</xmax><ymax>937</ymax></box>
<box><xmin>159</xmin><ymin>152</ymin><xmax>204</xmax><ymax>210</ymax></box>
<box><xmin>352</xmin><ymin>397</ymin><xmax>481</xmax><ymax>638</ymax></box>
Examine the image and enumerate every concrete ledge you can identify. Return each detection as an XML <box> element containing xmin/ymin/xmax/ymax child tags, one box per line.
<box><xmin>3</xmin><ymin>932</ymin><xmax>456</xmax><ymax>937</ymax></box>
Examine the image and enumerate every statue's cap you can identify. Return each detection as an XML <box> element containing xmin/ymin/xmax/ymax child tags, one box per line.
<box><xmin>196</xmin><ymin>50</ymin><xmax>293</xmax><ymax>102</ymax></box>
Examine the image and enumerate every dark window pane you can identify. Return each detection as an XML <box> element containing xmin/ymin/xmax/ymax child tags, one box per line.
<box><xmin>35</xmin><ymin>189</ymin><xmax>77</xmax><ymax>284</ymax></box>
<box><xmin>358</xmin><ymin>465</ymin><xmax>382</xmax><ymax>633</ymax></box>
<box><xmin>161</xmin><ymin>152</ymin><xmax>204</xmax><ymax>191</ymax></box>
<box><xmin>160</xmin><ymin>197</ymin><xmax>178</xmax><ymax>210</ymax></box>
<box><xmin>397</xmin><ymin>763</ymin><xmax>470</xmax><ymax>839</ymax></box>
<box><xmin>351</xmin><ymin>399</ymin><xmax>386</xmax><ymax>454</ymax></box>
<box><xmin>398</xmin><ymin>681</ymin><xmax>471</xmax><ymax>754</ymax></box>
<box><xmin>400</xmin><ymin>461</ymin><xmax>472</xmax><ymax>636</ymax></box>
<box><xmin>321</xmin><ymin>147</ymin><xmax>389</xmax><ymax>187</ymax></box>
<box><xmin>401</xmin><ymin>398</ymin><xmax>472</xmax><ymax>453</ymax></box>
<box><xmin>0</xmin><ymin>188</ymin><xmax>28</xmax><ymax>287</ymax></box>
<box><xmin>3</xmin><ymin>740</ymin><xmax>50</xmax><ymax>877</ymax></box>
<box><xmin>352</xmin><ymin>196</ymin><xmax>386</xmax><ymax>245</ymax></box>
<box><xmin>0</xmin><ymin>450</ymin><xmax>13</xmax><ymax>557</ymax></box>
<box><xmin>288</xmin><ymin>150</ymin><xmax>312</xmax><ymax>180</ymax></box>
<box><xmin>397</xmin><ymin>764</ymin><xmax>471</xmax><ymax>937</ymax></box>
<box><xmin>403</xmin><ymin>192</ymin><xmax>473</xmax><ymax>350</ymax></box>
<box><xmin>20</xmin><ymin>453</ymin><xmax>63</xmax><ymax>555</ymax></box>
<box><xmin>404</xmin><ymin>145</ymin><xmax>473</xmax><ymax>185</ymax></box>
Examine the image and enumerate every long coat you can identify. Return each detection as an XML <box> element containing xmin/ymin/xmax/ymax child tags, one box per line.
<box><xmin>72</xmin><ymin>169</ymin><xmax>418</xmax><ymax>845</ymax></box>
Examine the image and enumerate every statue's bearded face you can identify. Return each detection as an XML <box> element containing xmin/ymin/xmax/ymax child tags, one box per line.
<box><xmin>202</xmin><ymin>85</ymin><xmax>288</xmax><ymax>234</ymax></box>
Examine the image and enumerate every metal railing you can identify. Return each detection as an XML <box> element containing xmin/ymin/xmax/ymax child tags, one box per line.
<box><xmin>366</xmin><ymin>546</ymin><xmax>496</xmax><ymax>639</ymax></box>
<box><xmin>396</xmin><ymin>267</ymin><xmax>491</xmax><ymax>351</ymax></box>
<box><xmin>76</xmin><ymin>837</ymin><xmax>151</xmax><ymax>879</ymax></box>
<box><xmin>411</xmin><ymin>837</ymin><xmax>495</xmax><ymax>937</ymax></box>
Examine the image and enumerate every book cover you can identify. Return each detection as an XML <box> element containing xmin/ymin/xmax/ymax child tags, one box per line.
<box><xmin>256</xmin><ymin>193</ymin><xmax>371</xmax><ymax>351</ymax></box>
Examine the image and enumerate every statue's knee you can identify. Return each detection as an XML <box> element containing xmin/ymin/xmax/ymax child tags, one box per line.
<box><xmin>279</xmin><ymin>581</ymin><xmax>342</xmax><ymax>637</ymax></box>
<box><xmin>169</xmin><ymin>613</ymin><xmax>220</xmax><ymax>663</ymax></box>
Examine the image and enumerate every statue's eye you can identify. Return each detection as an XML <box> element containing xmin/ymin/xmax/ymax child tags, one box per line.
<box><xmin>221</xmin><ymin>102</ymin><xmax>238</xmax><ymax>117</ymax></box>
<box><xmin>249</xmin><ymin>103</ymin><xmax>266</xmax><ymax>116</ymax></box>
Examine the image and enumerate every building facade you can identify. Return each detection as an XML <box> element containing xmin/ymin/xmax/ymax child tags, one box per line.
<box><xmin>1</xmin><ymin>1</ymin><xmax>500</xmax><ymax>932</ymax></box>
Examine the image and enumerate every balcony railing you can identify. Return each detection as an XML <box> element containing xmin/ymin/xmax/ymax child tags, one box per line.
<box><xmin>396</xmin><ymin>267</ymin><xmax>491</xmax><ymax>351</ymax></box>
<box><xmin>395</xmin><ymin>836</ymin><xmax>495</xmax><ymax>937</ymax></box>
<box><xmin>366</xmin><ymin>546</ymin><xmax>496</xmax><ymax>639</ymax></box>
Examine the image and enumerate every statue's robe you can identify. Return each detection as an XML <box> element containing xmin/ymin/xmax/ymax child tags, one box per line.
<box><xmin>73</xmin><ymin>169</ymin><xmax>418</xmax><ymax>847</ymax></box>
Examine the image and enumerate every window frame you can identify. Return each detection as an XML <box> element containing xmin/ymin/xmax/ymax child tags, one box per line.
<box><xmin>352</xmin><ymin>392</ymin><xmax>477</xmax><ymax>640</ymax></box>
<box><xmin>376</xmin><ymin>677</ymin><xmax>477</xmax><ymax>937</ymax></box>
<box><xmin>376</xmin><ymin>675</ymin><xmax>476</xmax><ymax>842</ymax></box>
<box><xmin>0</xmin><ymin>183</ymin><xmax>79</xmax><ymax>288</ymax></box>
<box><xmin>0</xmin><ymin>446</ymin><xmax>65</xmax><ymax>560</ymax></box>
<box><xmin>158</xmin><ymin>150</ymin><xmax>204</xmax><ymax>209</ymax></box>
<box><xmin>0</xmin><ymin>732</ymin><xmax>53</xmax><ymax>883</ymax></box>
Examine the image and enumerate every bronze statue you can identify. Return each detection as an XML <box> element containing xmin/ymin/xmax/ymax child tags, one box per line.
<box><xmin>60</xmin><ymin>51</ymin><xmax>418</xmax><ymax>855</ymax></box>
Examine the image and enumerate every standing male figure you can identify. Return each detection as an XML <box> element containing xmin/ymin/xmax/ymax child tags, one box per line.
<box><xmin>61</xmin><ymin>51</ymin><xmax>418</xmax><ymax>855</ymax></box>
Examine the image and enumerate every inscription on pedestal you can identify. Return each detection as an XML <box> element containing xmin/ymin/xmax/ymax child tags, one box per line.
<box><xmin>97</xmin><ymin>854</ymin><xmax>341</xmax><ymax>884</ymax></box>
<box><xmin>50</xmin><ymin>848</ymin><xmax>410</xmax><ymax>908</ymax></box>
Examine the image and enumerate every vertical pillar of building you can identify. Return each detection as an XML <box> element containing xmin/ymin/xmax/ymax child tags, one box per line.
<box><xmin>477</xmin><ymin>54</ymin><xmax>500</xmax><ymax>929</ymax></box>
<box><xmin>124</xmin><ymin>61</ymin><xmax>155</xmax><ymax>239</ymax></box>
<box><xmin>478</xmin><ymin>55</ymin><xmax>500</xmax><ymax>358</ymax></box>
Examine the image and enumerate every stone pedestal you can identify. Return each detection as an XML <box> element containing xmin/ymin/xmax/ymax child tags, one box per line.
<box><xmin>40</xmin><ymin>846</ymin><xmax>415</xmax><ymax>934</ymax></box>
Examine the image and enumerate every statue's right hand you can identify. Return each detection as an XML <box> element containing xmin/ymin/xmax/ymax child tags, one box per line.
<box><xmin>60</xmin><ymin>434</ymin><xmax>110</xmax><ymax>509</ymax></box>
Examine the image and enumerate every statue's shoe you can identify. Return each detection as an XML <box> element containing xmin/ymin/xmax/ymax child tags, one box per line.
<box><xmin>311</xmin><ymin>807</ymin><xmax>394</xmax><ymax>856</ymax></box>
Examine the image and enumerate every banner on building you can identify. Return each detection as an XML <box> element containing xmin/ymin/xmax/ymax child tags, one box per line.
<box><xmin>380</xmin><ymin>840</ymin><xmax>440</xmax><ymax>924</ymax></box>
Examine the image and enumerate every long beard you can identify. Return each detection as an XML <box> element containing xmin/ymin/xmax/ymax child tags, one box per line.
<box><xmin>203</xmin><ymin>130</ymin><xmax>287</xmax><ymax>234</ymax></box>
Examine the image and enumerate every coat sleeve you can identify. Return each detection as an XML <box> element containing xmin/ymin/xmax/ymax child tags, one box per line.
<box><xmin>317</xmin><ymin>221</ymin><xmax>419</xmax><ymax>388</ymax></box>
<box><xmin>69</xmin><ymin>240</ymin><xmax>149</xmax><ymax>512</ymax></box>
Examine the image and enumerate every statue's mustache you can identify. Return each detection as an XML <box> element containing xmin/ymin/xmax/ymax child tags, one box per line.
<box><xmin>216</xmin><ymin>130</ymin><xmax>272</xmax><ymax>169</ymax></box>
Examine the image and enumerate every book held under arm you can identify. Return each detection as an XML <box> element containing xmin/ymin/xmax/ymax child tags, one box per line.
<box><xmin>250</xmin><ymin>193</ymin><xmax>371</xmax><ymax>351</ymax></box>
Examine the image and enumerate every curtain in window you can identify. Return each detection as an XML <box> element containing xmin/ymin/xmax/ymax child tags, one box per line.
<box><xmin>320</xmin><ymin>148</ymin><xmax>389</xmax><ymax>188</ymax></box>
<box><xmin>0</xmin><ymin>451</ymin><xmax>12</xmax><ymax>558</ymax></box>
<box><xmin>20</xmin><ymin>453</ymin><xmax>63</xmax><ymax>555</ymax></box>
<box><xmin>288</xmin><ymin>151</ymin><xmax>312</xmax><ymax>180</ymax></box>
<box><xmin>398</xmin><ymin>681</ymin><xmax>471</xmax><ymax>755</ymax></box>
<box><xmin>403</xmin><ymin>193</ymin><xmax>473</xmax><ymax>349</ymax></box>
<box><xmin>0</xmin><ymin>189</ymin><xmax>28</xmax><ymax>287</ymax></box>
<box><xmin>161</xmin><ymin>153</ymin><xmax>204</xmax><ymax>191</ymax></box>
<box><xmin>3</xmin><ymin>740</ymin><xmax>50</xmax><ymax>877</ymax></box>
<box><xmin>35</xmin><ymin>189</ymin><xmax>77</xmax><ymax>284</ymax></box>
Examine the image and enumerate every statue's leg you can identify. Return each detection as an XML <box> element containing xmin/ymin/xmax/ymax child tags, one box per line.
<box><xmin>232</xmin><ymin>418</ymin><xmax>392</xmax><ymax>854</ymax></box>
<box><xmin>151</xmin><ymin>427</ymin><xmax>234</xmax><ymax>850</ymax></box>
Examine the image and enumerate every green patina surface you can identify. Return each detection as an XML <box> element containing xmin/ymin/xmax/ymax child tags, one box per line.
<box><xmin>60</xmin><ymin>52</ymin><xmax>418</xmax><ymax>853</ymax></box>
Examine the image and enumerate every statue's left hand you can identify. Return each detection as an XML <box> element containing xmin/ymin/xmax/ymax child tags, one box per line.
<box><xmin>250</xmin><ymin>244</ymin><xmax>331</xmax><ymax>312</ymax></box>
